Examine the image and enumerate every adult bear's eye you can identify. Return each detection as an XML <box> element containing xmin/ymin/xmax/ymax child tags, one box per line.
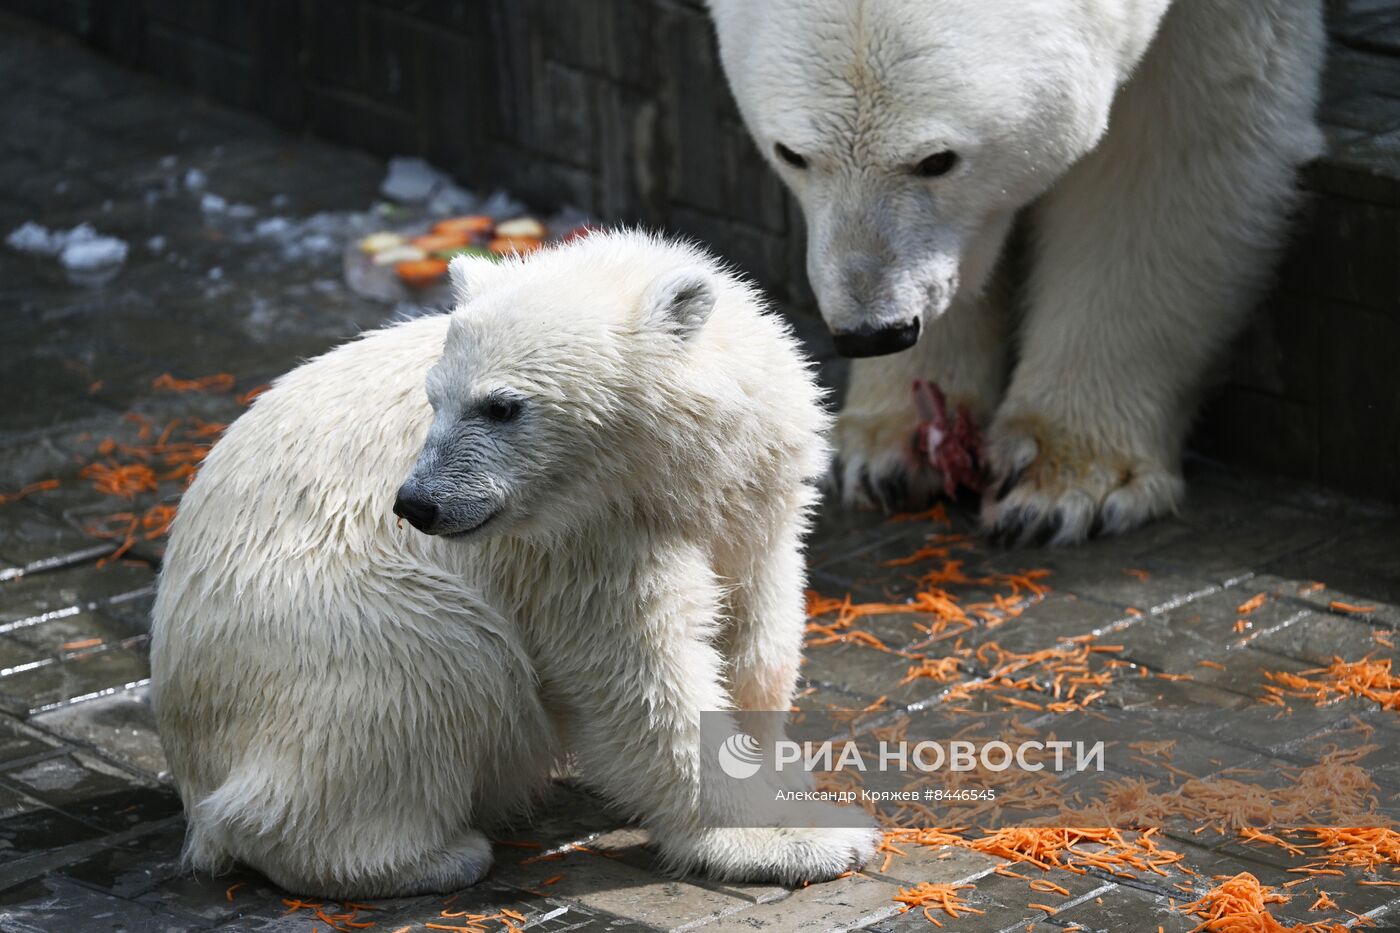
<box><xmin>482</xmin><ymin>397</ymin><xmax>522</xmax><ymax>423</ymax></box>
<box><xmin>913</xmin><ymin>150</ymin><xmax>959</xmax><ymax>178</ymax></box>
<box><xmin>774</xmin><ymin>143</ymin><xmax>807</xmax><ymax>169</ymax></box>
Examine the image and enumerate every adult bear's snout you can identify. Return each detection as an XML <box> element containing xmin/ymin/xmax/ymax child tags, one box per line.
<box><xmin>830</xmin><ymin>319</ymin><xmax>921</xmax><ymax>358</ymax></box>
<box><xmin>393</xmin><ymin>486</ymin><xmax>439</xmax><ymax>533</ymax></box>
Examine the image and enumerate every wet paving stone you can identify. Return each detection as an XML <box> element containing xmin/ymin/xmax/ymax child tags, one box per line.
<box><xmin>0</xmin><ymin>560</ymin><xmax>153</xmax><ymax>627</ymax></box>
<box><xmin>0</xmin><ymin>872</ymin><xmax>204</xmax><ymax>932</ymax></box>
<box><xmin>0</xmin><ymin>799</ymin><xmax>110</xmax><ymax>863</ymax></box>
<box><xmin>0</xmin><ymin>754</ymin><xmax>178</xmax><ymax>833</ymax></box>
<box><xmin>0</xmin><ymin>644</ymin><xmax>151</xmax><ymax>717</ymax></box>
<box><xmin>30</xmin><ymin>684</ymin><xmax>166</xmax><ymax>781</ymax></box>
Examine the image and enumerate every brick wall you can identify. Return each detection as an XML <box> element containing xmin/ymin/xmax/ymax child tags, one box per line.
<box><xmin>4</xmin><ymin>0</ymin><xmax>1397</xmax><ymax>503</ymax></box>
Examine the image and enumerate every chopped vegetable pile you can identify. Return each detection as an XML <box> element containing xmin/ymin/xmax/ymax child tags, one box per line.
<box><xmin>355</xmin><ymin>214</ymin><xmax>595</xmax><ymax>289</ymax></box>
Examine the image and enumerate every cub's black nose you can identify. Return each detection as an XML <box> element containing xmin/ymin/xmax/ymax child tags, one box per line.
<box><xmin>393</xmin><ymin>490</ymin><xmax>438</xmax><ymax>533</ymax></box>
<box><xmin>830</xmin><ymin>320</ymin><xmax>922</xmax><ymax>358</ymax></box>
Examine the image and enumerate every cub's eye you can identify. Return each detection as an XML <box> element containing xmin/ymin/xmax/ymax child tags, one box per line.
<box><xmin>774</xmin><ymin>143</ymin><xmax>808</xmax><ymax>169</ymax></box>
<box><xmin>913</xmin><ymin>150</ymin><xmax>959</xmax><ymax>178</ymax></box>
<box><xmin>481</xmin><ymin>397</ymin><xmax>522</xmax><ymax>423</ymax></box>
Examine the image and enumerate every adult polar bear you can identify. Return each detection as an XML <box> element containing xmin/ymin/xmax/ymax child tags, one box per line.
<box><xmin>709</xmin><ymin>0</ymin><xmax>1324</xmax><ymax>544</ymax></box>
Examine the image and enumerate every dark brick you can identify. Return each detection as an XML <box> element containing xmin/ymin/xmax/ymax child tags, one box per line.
<box><xmin>1319</xmin><ymin>305</ymin><xmax>1400</xmax><ymax>498</ymax></box>
<box><xmin>138</xmin><ymin>23</ymin><xmax>257</xmax><ymax>111</ymax></box>
<box><xmin>304</xmin><ymin>85</ymin><xmax>419</xmax><ymax>157</ymax></box>
<box><xmin>1283</xmin><ymin>195</ymin><xmax>1400</xmax><ymax>310</ymax></box>
<box><xmin>1194</xmin><ymin>389</ymin><xmax>1321</xmax><ymax>487</ymax></box>
<box><xmin>141</xmin><ymin>0</ymin><xmax>258</xmax><ymax>53</ymax></box>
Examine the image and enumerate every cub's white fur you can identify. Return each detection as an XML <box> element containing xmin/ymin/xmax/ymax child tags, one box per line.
<box><xmin>709</xmin><ymin>0</ymin><xmax>1324</xmax><ymax>542</ymax></box>
<box><xmin>150</xmin><ymin>231</ymin><xmax>877</xmax><ymax>897</ymax></box>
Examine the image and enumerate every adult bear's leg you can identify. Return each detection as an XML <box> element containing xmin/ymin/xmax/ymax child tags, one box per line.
<box><xmin>985</xmin><ymin>0</ymin><xmax>1324</xmax><ymax>544</ymax></box>
<box><xmin>834</xmin><ymin>277</ymin><xmax>1009</xmax><ymax>511</ymax></box>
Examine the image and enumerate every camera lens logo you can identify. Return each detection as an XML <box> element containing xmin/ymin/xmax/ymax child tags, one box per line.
<box><xmin>717</xmin><ymin>732</ymin><xmax>763</xmax><ymax>780</ymax></box>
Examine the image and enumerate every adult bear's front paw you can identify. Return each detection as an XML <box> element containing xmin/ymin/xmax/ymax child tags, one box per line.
<box><xmin>832</xmin><ymin>405</ymin><xmax>941</xmax><ymax>512</ymax></box>
<box><xmin>982</xmin><ymin>412</ymin><xmax>1183</xmax><ymax>546</ymax></box>
<box><xmin>665</xmin><ymin>823</ymin><xmax>881</xmax><ymax>886</ymax></box>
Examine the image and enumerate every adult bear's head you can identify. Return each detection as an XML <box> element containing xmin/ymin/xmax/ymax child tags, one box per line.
<box><xmin>708</xmin><ymin>0</ymin><xmax>1137</xmax><ymax>356</ymax></box>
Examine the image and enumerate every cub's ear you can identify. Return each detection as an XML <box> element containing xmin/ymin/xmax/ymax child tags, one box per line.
<box><xmin>640</xmin><ymin>267</ymin><xmax>716</xmax><ymax>340</ymax></box>
<box><xmin>448</xmin><ymin>254</ymin><xmax>499</xmax><ymax>306</ymax></box>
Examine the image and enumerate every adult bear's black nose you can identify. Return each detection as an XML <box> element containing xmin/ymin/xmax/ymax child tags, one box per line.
<box><xmin>830</xmin><ymin>319</ymin><xmax>922</xmax><ymax>358</ymax></box>
<box><xmin>393</xmin><ymin>488</ymin><xmax>438</xmax><ymax>533</ymax></box>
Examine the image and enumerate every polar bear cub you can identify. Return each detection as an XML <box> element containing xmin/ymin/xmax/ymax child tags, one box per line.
<box><xmin>150</xmin><ymin>230</ymin><xmax>878</xmax><ymax>898</ymax></box>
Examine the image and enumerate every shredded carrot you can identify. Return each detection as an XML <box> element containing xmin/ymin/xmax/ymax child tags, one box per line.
<box><xmin>1028</xmin><ymin>879</ymin><xmax>1070</xmax><ymax>896</ymax></box>
<box><xmin>225</xmin><ymin>881</ymin><xmax>245</xmax><ymax>901</ymax></box>
<box><xmin>153</xmin><ymin>372</ymin><xmax>235</xmax><ymax>393</ymax></box>
<box><xmin>1177</xmin><ymin>872</ymin><xmax>1348</xmax><ymax>932</ymax></box>
<box><xmin>1237</xmin><ymin>593</ymin><xmax>1268</xmax><ymax>615</ymax></box>
<box><xmin>893</xmin><ymin>882</ymin><xmax>983</xmax><ymax>920</ymax></box>
<box><xmin>0</xmin><ymin>478</ymin><xmax>60</xmax><ymax>505</ymax></box>
<box><xmin>60</xmin><ymin>637</ymin><xmax>103</xmax><ymax>651</ymax></box>
<box><xmin>1263</xmin><ymin>657</ymin><xmax>1400</xmax><ymax>710</ymax></box>
<box><xmin>889</xmin><ymin>503</ymin><xmax>949</xmax><ymax>524</ymax></box>
<box><xmin>236</xmin><ymin>384</ymin><xmax>270</xmax><ymax>405</ymax></box>
<box><xmin>1329</xmin><ymin>601</ymin><xmax>1376</xmax><ymax>616</ymax></box>
<box><xmin>80</xmin><ymin>461</ymin><xmax>158</xmax><ymax>498</ymax></box>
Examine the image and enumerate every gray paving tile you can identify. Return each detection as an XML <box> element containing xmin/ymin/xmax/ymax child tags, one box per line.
<box><xmin>30</xmin><ymin>685</ymin><xmax>166</xmax><ymax>781</ymax></box>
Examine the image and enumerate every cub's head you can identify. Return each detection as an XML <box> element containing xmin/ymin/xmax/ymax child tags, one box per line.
<box><xmin>709</xmin><ymin>0</ymin><xmax>1129</xmax><ymax>356</ymax></box>
<box><xmin>394</xmin><ymin>236</ymin><xmax>721</xmax><ymax>540</ymax></box>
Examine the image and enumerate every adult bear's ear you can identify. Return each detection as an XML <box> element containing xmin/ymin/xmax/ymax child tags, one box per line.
<box><xmin>641</xmin><ymin>267</ymin><xmax>715</xmax><ymax>340</ymax></box>
<box><xmin>447</xmin><ymin>254</ymin><xmax>498</xmax><ymax>307</ymax></box>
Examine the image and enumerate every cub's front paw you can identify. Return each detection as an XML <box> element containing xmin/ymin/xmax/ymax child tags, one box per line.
<box><xmin>982</xmin><ymin>414</ymin><xmax>1183</xmax><ymax>546</ymax></box>
<box><xmin>832</xmin><ymin>406</ymin><xmax>940</xmax><ymax>512</ymax></box>
<box><xmin>664</xmin><ymin>822</ymin><xmax>881</xmax><ymax>886</ymax></box>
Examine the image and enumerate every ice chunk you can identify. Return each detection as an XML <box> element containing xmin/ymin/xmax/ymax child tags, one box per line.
<box><xmin>184</xmin><ymin>168</ymin><xmax>208</xmax><ymax>191</ymax></box>
<box><xmin>200</xmin><ymin>193</ymin><xmax>228</xmax><ymax>213</ymax></box>
<box><xmin>6</xmin><ymin>221</ymin><xmax>63</xmax><ymax>256</ymax></box>
<box><xmin>7</xmin><ymin>222</ymin><xmax>104</xmax><ymax>260</ymax></box>
<box><xmin>300</xmin><ymin>233</ymin><xmax>336</xmax><ymax>255</ymax></box>
<box><xmin>427</xmin><ymin>181</ymin><xmax>477</xmax><ymax>216</ymax></box>
<box><xmin>254</xmin><ymin>217</ymin><xmax>291</xmax><ymax>237</ymax></box>
<box><xmin>477</xmin><ymin>189</ymin><xmax>528</xmax><ymax>220</ymax></box>
<box><xmin>380</xmin><ymin>156</ymin><xmax>448</xmax><ymax>204</ymax></box>
<box><xmin>61</xmin><ymin>235</ymin><xmax>128</xmax><ymax>271</ymax></box>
